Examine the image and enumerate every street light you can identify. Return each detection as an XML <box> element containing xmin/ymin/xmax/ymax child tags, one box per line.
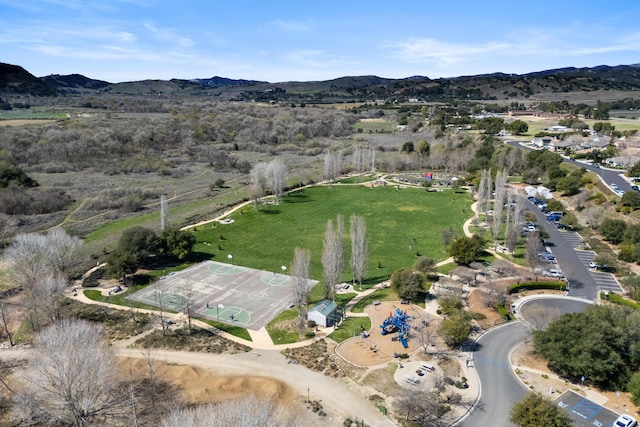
<box><xmin>217</xmin><ymin>303</ymin><xmax>224</xmax><ymax>321</ymax></box>
<box><xmin>227</xmin><ymin>254</ymin><xmax>233</xmax><ymax>264</ymax></box>
<box><xmin>281</xmin><ymin>265</ymin><xmax>287</xmax><ymax>273</ymax></box>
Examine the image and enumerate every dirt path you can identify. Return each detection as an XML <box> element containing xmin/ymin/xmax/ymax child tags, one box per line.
<box><xmin>120</xmin><ymin>347</ymin><xmax>394</xmax><ymax>426</ymax></box>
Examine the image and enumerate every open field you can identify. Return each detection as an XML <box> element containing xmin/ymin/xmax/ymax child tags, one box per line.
<box><xmin>190</xmin><ymin>185</ymin><xmax>472</xmax><ymax>283</ymax></box>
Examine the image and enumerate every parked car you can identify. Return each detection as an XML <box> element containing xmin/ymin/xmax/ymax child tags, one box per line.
<box><xmin>612</xmin><ymin>414</ymin><xmax>637</xmax><ymax>427</ymax></box>
<box><xmin>631</xmin><ymin>185</ymin><xmax>639</xmax><ymax>192</ymax></box>
<box><xmin>589</xmin><ymin>261</ymin><xmax>598</xmax><ymax>269</ymax></box>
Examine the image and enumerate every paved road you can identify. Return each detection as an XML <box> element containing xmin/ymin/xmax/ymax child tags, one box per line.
<box><xmin>506</xmin><ymin>139</ymin><xmax>633</xmax><ymax>192</ymax></box>
<box><xmin>460</xmin><ymin>298</ymin><xmax>592</xmax><ymax>427</ymax></box>
<box><xmin>459</xmin><ymin>322</ymin><xmax>530</xmax><ymax>427</ymax></box>
<box><xmin>524</xmin><ymin>202</ymin><xmax>600</xmax><ymax>299</ymax></box>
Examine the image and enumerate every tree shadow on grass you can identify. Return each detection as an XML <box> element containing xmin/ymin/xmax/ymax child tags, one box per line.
<box><xmin>284</xmin><ymin>192</ymin><xmax>312</xmax><ymax>203</ymax></box>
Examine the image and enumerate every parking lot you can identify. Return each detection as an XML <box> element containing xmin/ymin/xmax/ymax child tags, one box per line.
<box><xmin>555</xmin><ymin>390</ymin><xmax>622</xmax><ymax>427</ymax></box>
<box><xmin>560</xmin><ymin>231</ymin><xmax>623</xmax><ymax>294</ymax></box>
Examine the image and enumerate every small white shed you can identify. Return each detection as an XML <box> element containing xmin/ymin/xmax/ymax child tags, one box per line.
<box><xmin>307</xmin><ymin>300</ymin><xmax>338</xmax><ymax>327</ymax></box>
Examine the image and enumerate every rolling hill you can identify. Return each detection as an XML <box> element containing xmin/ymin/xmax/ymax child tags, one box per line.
<box><xmin>1</xmin><ymin>61</ymin><xmax>639</xmax><ymax>103</ymax></box>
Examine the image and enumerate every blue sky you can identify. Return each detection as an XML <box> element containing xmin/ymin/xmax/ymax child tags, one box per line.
<box><xmin>1</xmin><ymin>0</ymin><xmax>639</xmax><ymax>83</ymax></box>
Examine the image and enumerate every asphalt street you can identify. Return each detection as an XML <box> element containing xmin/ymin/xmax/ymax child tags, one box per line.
<box><xmin>458</xmin><ymin>322</ymin><xmax>530</xmax><ymax>427</ymax></box>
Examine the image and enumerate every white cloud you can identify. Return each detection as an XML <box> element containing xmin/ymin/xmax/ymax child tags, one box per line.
<box><xmin>386</xmin><ymin>37</ymin><xmax>515</xmax><ymax>66</ymax></box>
<box><xmin>271</xmin><ymin>19</ymin><xmax>314</xmax><ymax>32</ymax></box>
<box><xmin>143</xmin><ymin>22</ymin><xmax>194</xmax><ymax>47</ymax></box>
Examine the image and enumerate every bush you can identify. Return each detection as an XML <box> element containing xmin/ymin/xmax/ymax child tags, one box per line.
<box><xmin>82</xmin><ymin>267</ymin><xmax>106</xmax><ymax>288</ymax></box>
<box><xmin>307</xmin><ymin>320</ymin><xmax>316</xmax><ymax>328</ymax></box>
<box><xmin>508</xmin><ymin>281</ymin><xmax>566</xmax><ymax>293</ymax></box>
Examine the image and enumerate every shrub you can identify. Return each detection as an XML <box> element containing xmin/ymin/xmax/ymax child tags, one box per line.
<box><xmin>508</xmin><ymin>281</ymin><xmax>566</xmax><ymax>293</ymax></box>
<box><xmin>307</xmin><ymin>320</ymin><xmax>316</xmax><ymax>328</ymax></box>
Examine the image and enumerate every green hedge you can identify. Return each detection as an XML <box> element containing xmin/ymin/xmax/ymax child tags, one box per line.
<box><xmin>508</xmin><ymin>281</ymin><xmax>566</xmax><ymax>294</ymax></box>
<box><xmin>601</xmin><ymin>292</ymin><xmax>640</xmax><ymax>309</ymax></box>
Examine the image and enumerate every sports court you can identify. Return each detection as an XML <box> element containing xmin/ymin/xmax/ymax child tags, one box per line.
<box><xmin>128</xmin><ymin>260</ymin><xmax>316</xmax><ymax>330</ymax></box>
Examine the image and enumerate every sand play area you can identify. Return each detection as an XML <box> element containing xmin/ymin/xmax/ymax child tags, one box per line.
<box><xmin>336</xmin><ymin>301</ymin><xmax>440</xmax><ymax>366</ymax></box>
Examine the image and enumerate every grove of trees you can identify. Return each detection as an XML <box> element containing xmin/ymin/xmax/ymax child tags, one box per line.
<box><xmin>533</xmin><ymin>304</ymin><xmax>640</xmax><ymax>390</ymax></box>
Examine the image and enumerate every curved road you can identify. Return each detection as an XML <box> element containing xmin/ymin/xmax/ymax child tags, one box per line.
<box><xmin>460</xmin><ymin>298</ymin><xmax>591</xmax><ymax>427</ymax></box>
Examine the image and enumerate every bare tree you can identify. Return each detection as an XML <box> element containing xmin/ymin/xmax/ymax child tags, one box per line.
<box><xmin>415</xmin><ymin>323</ymin><xmax>439</xmax><ymax>354</ymax></box>
<box><xmin>583</xmin><ymin>206</ymin><xmax>606</xmax><ymax>230</ymax></box>
<box><xmin>394</xmin><ymin>387</ymin><xmax>449</xmax><ymax>426</ymax></box>
<box><xmin>12</xmin><ymin>319</ymin><xmax>129</xmax><ymax>426</ymax></box>
<box><xmin>36</xmin><ymin>272</ymin><xmax>69</xmax><ymax>323</ymax></box>
<box><xmin>160</xmin><ymin>194</ymin><xmax>168</xmax><ymax>232</ymax></box>
<box><xmin>491</xmin><ymin>169</ymin><xmax>508</xmax><ymax>243</ymax></box>
<box><xmin>290</xmin><ymin>247</ymin><xmax>311</xmax><ymax>317</ymax></box>
<box><xmin>526</xmin><ymin>231</ymin><xmax>543</xmax><ymax>280</ymax></box>
<box><xmin>180</xmin><ymin>280</ymin><xmax>194</xmax><ymax>334</ymax></box>
<box><xmin>525</xmin><ymin>303</ymin><xmax>561</xmax><ymax>330</ymax></box>
<box><xmin>349</xmin><ymin>214</ymin><xmax>369</xmax><ymax>290</ymax></box>
<box><xmin>45</xmin><ymin>228</ymin><xmax>84</xmax><ymax>275</ymax></box>
<box><xmin>321</xmin><ymin>215</ymin><xmax>344</xmax><ymax>300</ymax></box>
<box><xmin>324</xmin><ymin>151</ymin><xmax>342</xmax><ymax>181</ymax></box>
<box><xmin>266</xmin><ymin>158</ymin><xmax>287</xmax><ymax>204</ymax></box>
<box><xmin>160</xmin><ymin>395</ymin><xmax>303</xmax><ymax>427</ymax></box>
<box><xmin>250</xmin><ymin>161</ymin><xmax>268</xmax><ymax>208</ymax></box>
<box><xmin>0</xmin><ymin>300</ymin><xmax>14</xmax><ymax>346</ymax></box>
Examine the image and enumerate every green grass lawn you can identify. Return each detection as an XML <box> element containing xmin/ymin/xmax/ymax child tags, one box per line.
<box><xmin>350</xmin><ymin>286</ymin><xmax>399</xmax><ymax>313</ymax></box>
<box><xmin>328</xmin><ymin>316</ymin><xmax>372</xmax><ymax>343</ymax></box>
<box><xmin>192</xmin><ymin>185</ymin><xmax>472</xmax><ymax>283</ymax></box>
<box><xmin>336</xmin><ymin>175</ymin><xmax>377</xmax><ymax>184</ymax></box>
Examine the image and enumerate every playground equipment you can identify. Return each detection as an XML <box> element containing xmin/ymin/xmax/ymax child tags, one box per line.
<box><xmin>380</xmin><ymin>307</ymin><xmax>414</xmax><ymax>348</ymax></box>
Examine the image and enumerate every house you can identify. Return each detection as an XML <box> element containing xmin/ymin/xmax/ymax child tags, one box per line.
<box><xmin>604</xmin><ymin>156</ymin><xmax>640</xmax><ymax>168</ymax></box>
<box><xmin>531</xmin><ymin>137</ymin><xmax>553</xmax><ymax>149</ymax></box>
<box><xmin>307</xmin><ymin>300</ymin><xmax>339</xmax><ymax>327</ymax></box>
<box><xmin>549</xmin><ymin>139</ymin><xmax>575</xmax><ymax>152</ymax></box>
<box><xmin>549</xmin><ymin>125</ymin><xmax>568</xmax><ymax>133</ymax></box>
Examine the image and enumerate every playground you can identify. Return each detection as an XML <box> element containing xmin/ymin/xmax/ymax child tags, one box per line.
<box><xmin>128</xmin><ymin>260</ymin><xmax>316</xmax><ymax>331</ymax></box>
<box><xmin>335</xmin><ymin>301</ymin><xmax>432</xmax><ymax>366</ymax></box>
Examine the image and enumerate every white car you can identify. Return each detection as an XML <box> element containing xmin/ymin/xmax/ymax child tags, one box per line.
<box><xmin>589</xmin><ymin>261</ymin><xmax>598</xmax><ymax>269</ymax></box>
<box><xmin>613</xmin><ymin>414</ymin><xmax>637</xmax><ymax>427</ymax></box>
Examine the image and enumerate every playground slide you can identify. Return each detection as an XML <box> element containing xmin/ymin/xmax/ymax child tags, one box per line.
<box><xmin>399</xmin><ymin>336</ymin><xmax>408</xmax><ymax>348</ymax></box>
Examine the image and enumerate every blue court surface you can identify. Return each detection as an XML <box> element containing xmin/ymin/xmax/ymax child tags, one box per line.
<box><xmin>128</xmin><ymin>260</ymin><xmax>316</xmax><ymax>330</ymax></box>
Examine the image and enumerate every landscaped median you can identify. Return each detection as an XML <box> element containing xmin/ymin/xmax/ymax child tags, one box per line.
<box><xmin>508</xmin><ymin>281</ymin><xmax>567</xmax><ymax>293</ymax></box>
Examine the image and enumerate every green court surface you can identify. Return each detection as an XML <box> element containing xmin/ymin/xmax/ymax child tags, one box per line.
<box><xmin>128</xmin><ymin>260</ymin><xmax>316</xmax><ymax>330</ymax></box>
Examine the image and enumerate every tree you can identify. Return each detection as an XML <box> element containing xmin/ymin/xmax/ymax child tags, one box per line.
<box><xmin>161</xmin><ymin>228</ymin><xmax>196</xmax><ymax>260</ymax></box>
<box><xmin>44</xmin><ymin>228</ymin><xmax>83</xmax><ymax>275</ymax></box>
<box><xmin>160</xmin><ymin>395</ymin><xmax>302</xmax><ymax>427</ymax></box>
<box><xmin>107</xmin><ymin>248</ymin><xmax>138</xmax><ymax>282</ymax></box>
<box><xmin>510</xmin><ymin>392</ymin><xmax>572</xmax><ymax>427</ymax></box>
<box><xmin>349</xmin><ymin>214</ymin><xmax>368</xmax><ymax>290</ymax></box>
<box><xmin>621</xmin><ymin>191</ymin><xmax>640</xmax><ymax>209</ymax></box>
<box><xmin>508</xmin><ymin>120</ymin><xmax>529</xmax><ymax>135</ymax></box>
<box><xmin>118</xmin><ymin>226</ymin><xmax>160</xmax><ymax>264</ymax></box>
<box><xmin>525</xmin><ymin>303</ymin><xmax>560</xmax><ymax>331</ymax></box>
<box><xmin>265</xmin><ymin>158</ymin><xmax>286</xmax><ymax>204</ymax></box>
<box><xmin>290</xmin><ymin>247</ymin><xmax>311</xmax><ymax>317</ymax></box>
<box><xmin>582</xmin><ymin>206</ymin><xmax>606</xmax><ymax>230</ymax></box>
<box><xmin>491</xmin><ymin>169</ymin><xmax>508</xmax><ymax>243</ymax></box>
<box><xmin>12</xmin><ymin>319</ymin><xmax>129</xmax><ymax>426</ymax></box>
<box><xmin>448</xmin><ymin>235</ymin><xmax>484</xmax><ymax>265</ymax></box>
<box><xmin>441</xmin><ymin>226</ymin><xmax>457</xmax><ymax>247</ymax></box>
<box><xmin>250</xmin><ymin>161</ymin><xmax>268</xmax><ymax>208</ymax></box>
<box><xmin>414</xmin><ymin>256</ymin><xmax>436</xmax><ymax>274</ymax></box>
<box><xmin>160</xmin><ymin>194</ymin><xmax>168</xmax><ymax>232</ymax></box>
<box><xmin>390</xmin><ymin>269</ymin><xmax>425</xmax><ymax>301</ymax></box>
<box><xmin>534</xmin><ymin>305</ymin><xmax>638</xmax><ymax>390</ymax></box>
<box><xmin>438</xmin><ymin>310</ymin><xmax>472</xmax><ymax>348</ymax></box>
<box><xmin>525</xmin><ymin>231</ymin><xmax>543</xmax><ymax>278</ymax></box>
<box><xmin>324</xmin><ymin>151</ymin><xmax>342</xmax><ymax>181</ymax></box>
<box><xmin>393</xmin><ymin>385</ymin><xmax>450</xmax><ymax>426</ymax></box>
<box><xmin>321</xmin><ymin>215</ymin><xmax>344</xmax><ymax>300</ymax></box>
<box><xmin>599</xmin><ymin>218</ymin><xmax>627</xmax><ymax>244</ymax></box>
<box><xmin>628</xmin><ymin>371</ymin><xmax>640</xmax><ymax>406</ymax></box>
<box><xmin>415</xmin><ymin>322</ymin><xmax>439</xmax><ymax>354</ymax></box>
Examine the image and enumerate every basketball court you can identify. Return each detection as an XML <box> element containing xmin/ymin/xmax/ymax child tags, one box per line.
<box><xmin>128</xmin><ymin>260</ymin><xmax>316</xmax><ymax>331</ymax></box>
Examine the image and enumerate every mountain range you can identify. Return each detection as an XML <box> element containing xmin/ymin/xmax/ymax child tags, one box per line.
<box><xmin>1</xmin><ymin>61</ymin><xmax>640</xmax><ymax>103</ymax></box>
